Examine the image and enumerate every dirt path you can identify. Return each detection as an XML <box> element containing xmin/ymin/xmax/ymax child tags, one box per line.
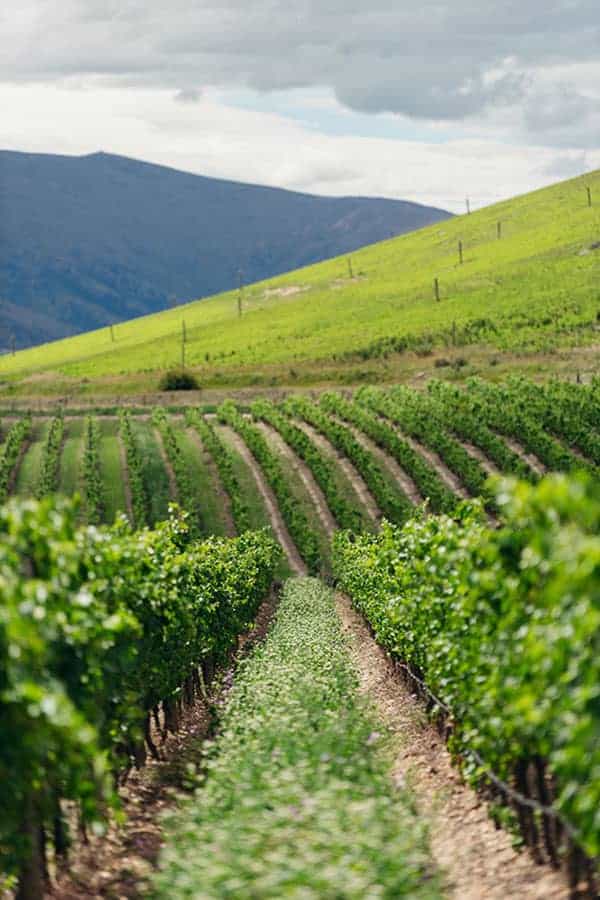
<box><xmin>50</xmin><ymin>590</ymin><xmax>280</xmax><ymax>899</ymax></box>
<box><xmin>335</xmin><ymin>593</ymin><xmax>568</xmax><ymax>900</ymax></box>
<box><xmin>385</xmin><ymin>422</ymin><xmax>470</xmax><ymax>500</ymax></box>
<box><xmin>501</xmin><ymin>436</ymin><xmax>547</xmax><ymax>476</ymax></box>
<box><xmin>153</xmin><ymin>428</ymin><xmax>178</xmax><ymax>501</ymax></box>
<box><xmin>295</xmin><ymin>419</ymin><xmax>381</xmax><ymax>525</ymax></box>
<box><xmin>118</xmin><ymin>435</ymin><xmax>135</xmax><ymax>523</ymax></box>
<box><xmin>220</xmin><ymin>425</ymin><xmax>307</xmax><ymax>575</ymax></box>
<box><xmin>186</xmin><ymin>427</ymin><xmax>236</xmax><ymax>537</ymax></box>
<box><xmin>331</xmin><ymin>415</ymin><xmax>423</xmax><ymax>506</ymax></box>
<box><xmin>256</xmin><ymin>421</ymin><xmax>337</xmax><ymax>538</ymax></box>
<box><xmin>460</xmin><ymin>440</ymin><xmax>501</xmax><ymax>477</ymax></box>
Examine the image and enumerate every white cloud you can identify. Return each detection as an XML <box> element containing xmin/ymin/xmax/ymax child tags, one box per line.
<box><xmin>2</xmin><ymin>82</ymin><xmax>598</xmax><ymax>212</ymax></box>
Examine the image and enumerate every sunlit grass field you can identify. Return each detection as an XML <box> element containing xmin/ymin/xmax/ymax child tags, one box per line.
<box><xmin>3</xmin><ymin>168</ymin><xmax>599</xmax><ymax>398</ymax></box>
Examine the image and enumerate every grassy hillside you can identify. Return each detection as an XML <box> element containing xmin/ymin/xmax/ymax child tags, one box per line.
<box><xmin>2</xmin><ymin>168</ymin><xmax>599</xmax><ymax>400</ymax></box>
<box><xmin>0</xmin><ymin>150</ymin><xmax>449</xmax><ymax>348</ymax></box>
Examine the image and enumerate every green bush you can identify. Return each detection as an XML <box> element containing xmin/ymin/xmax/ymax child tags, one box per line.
<box><xmin>334</xmin><ymin>474</ymin><xmax>600</xmax><ymax>859</ymax></box>
<box><xmin>159</xmin><ymin>370</ymin><xmax>200</xmax><ymax>391</ymax></box>
<box><xmin>0</xmin><ymin>498</ymin><xmax>280</xmax><ymax>887</ymax></box>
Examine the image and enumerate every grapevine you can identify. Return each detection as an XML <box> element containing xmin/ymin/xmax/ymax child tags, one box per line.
<box><xmin>285</xmin><ymin>394</ymin><xmax>413</xmax><ymax>524</ymax></box>
<box><xmin>36</xmin><ymin>410</ymin><xmax>65</xmax><ymax>498</ymax></box>
<box><xmin>251</xmin><ymin>398</ymin><xmax>365</xmax><ymax>532</ymax></box>
<box><xmin>185</xmin><ymin>410</ymin><xmax>250</xmax><ymax>533</ymax></box>
<box><xmin>218</xmin><ymin>400</ymin><xmax>321</xmax><ymax>572</ymax></box>
<box><xmin>119</xmin><ymin>409</ymin><xmax>151</xmax><ymax>528</ymax></box>
<box><xmin>0</xmin><ymin>497</ymin><xmax>279</xmax><ymax>890</ymax></box>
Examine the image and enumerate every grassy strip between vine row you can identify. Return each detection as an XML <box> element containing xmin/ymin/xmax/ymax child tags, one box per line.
<box><xmin>218</xmin><ymin>400</ymin><xmax>320</xmax><ymax>572</ymax></box>
<box><xmin>154</xmin><ymin>578</ymin><xmax>441</xmax><ymax>899</ymax></box>
<box><xmin>36</xmin><ymin>411</ymin><xmax>64</xmax><ymax>498</ymax></box>
<box><xmin>82</xmin><ymin>416</ymin><xmax>104</xmax><ymax>524</ymax></box>
<box><xmin>319</xmin><ymin>391</ymin><xmax>456</xmax><ymax>515</ymax></box>
<box><xmin>284</xmin><ymin>395</ymin><xmax>413</xmax><ymax>525</ymax></box>
<box><xmin>0</xmin><ymin>417</ymin><xmax>31</xmax><ymax>504</ymax></box>
<box><xmin>152</xmin><ymin>407</ymin><xmax>203</xmax><ymax>536</ymax></box>
<box><xmin>119</xmin><ymin>409</ymin><xmax>151</xmax><ymax>528</ymax></box>
<box><xmin>0</xmin><ymin>498</ymin><xmax>280</xmax><ymax>895</ymax></box>
<box><xmin>334</xmin><ymin>474</ymin><xmax>600</xmax><ymax>862</ymax></box>
<box><xmin>185</xmin><ymin>409</ymin><xmax>250</xmax><ymax>533</ymax></box>
<box><xmin>251</xmin><ymin>398</ymin><xmax>365</xmax><ymax>532</ymax></box>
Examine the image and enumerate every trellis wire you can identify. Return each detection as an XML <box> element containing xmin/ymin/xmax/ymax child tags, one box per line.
<box><xmin>390</xmin><ymin>655</ymin><xmax>599</xmax><ymax>899</ymax></box>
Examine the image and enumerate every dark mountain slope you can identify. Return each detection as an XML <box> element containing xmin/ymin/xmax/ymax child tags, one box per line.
<box><xmin>0</xmin><ymin>150</ymin><xmax>451</xmax><ymax>348</ymax></box>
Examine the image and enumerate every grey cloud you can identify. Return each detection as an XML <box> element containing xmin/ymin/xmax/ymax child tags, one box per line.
<box><xmin>2</xmin><ymin>0</ymin><xmax>599</xmax><ymax>142</ymax></box>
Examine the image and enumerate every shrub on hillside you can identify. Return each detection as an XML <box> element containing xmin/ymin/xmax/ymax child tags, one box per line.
<box><xmin>159</xmin><ymin>370</ymin><xmax>200</xmax><ymax>391</ymax></box>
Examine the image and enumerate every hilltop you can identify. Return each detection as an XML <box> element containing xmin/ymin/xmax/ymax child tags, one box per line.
<box><xmin>1</xmin><ymin>166</ymin><xmax>598</xmax><ymax>402</ymax></box>
<box><xmin>0</xmin><ymin>149</ymin><xmax>450</xmax><ymax>347</ymax></box>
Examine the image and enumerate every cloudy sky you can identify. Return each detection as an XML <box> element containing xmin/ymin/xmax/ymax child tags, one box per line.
<box><xmin>2</xmin><ymin>0</ymin><xmax>599</xmax><ymax>211</ymax></box>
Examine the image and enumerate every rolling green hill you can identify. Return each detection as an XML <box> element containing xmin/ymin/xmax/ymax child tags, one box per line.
<box><xmin>0</xmin><ymin>150</ymin><xmax>450</xmax><ymax>348</ymax></box>
<box><xmin>2</xmin><ymin>167</ymin><xmax>599</xmax><ymax>401</ymax></box>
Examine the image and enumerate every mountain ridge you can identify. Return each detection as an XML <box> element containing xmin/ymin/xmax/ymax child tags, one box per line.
<box><xmin>0</xmin><ymin>149</ymin><xmax>451</xmax><ymax>348</ymax></box>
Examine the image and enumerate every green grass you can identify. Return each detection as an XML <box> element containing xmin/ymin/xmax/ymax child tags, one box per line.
<box><xmin>216</xmin><ymin>423</ymin><xmax>291</xmax><ymax>579</ymax></box>
<box><xmin>130</xmin><ymin>419</ymin><xmax>172</xmax><ymax>525</ymax></box>
<box><xmin>98</xmin><ymin>418</ymin><xmax>128</xmax><ymax>523</ymax></box>
<box><xmin>288</xmin><ymin>412</ymin><xmax>379</xmax><ymax>531</ymax></box>
<box><xmin>258</xmin><ymin>422</ymin><xmax>333</xmax><ymax>574</ymax></box>
<box><xmin>154</xmin><ymin>578</ymin><xmax>440</xmax><ymax>899</ymax></box>
<box><xmin>176</xmin><ymin>426</ymin><xmax>230</xmax><ymax>537</ymax></box>
<box><xmin>13</xmin><ymin>421</ymin><xmax>49</xmax><ymax>497</ymax></box>
<box><xmin>57</xmin><ymin>418</ymin><xmax>84</xmax><ymax>500</ymax></box>
<box><xmin>3</xmin><ymin>169</ymin><xmax>600</xmax><ymax>399</ymax></box>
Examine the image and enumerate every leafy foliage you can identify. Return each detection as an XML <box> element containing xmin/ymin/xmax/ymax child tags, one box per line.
<box><xmin>477</xmin><ymin>376</ymin><xmax>600</xmax><ymax>468</ymax></box>
<box><xmin>185</xmin><ymin>410</ymin><xmax>250</xmax><ymax>534</ymax></box>
<box><xmin>218</xmin><ymin>401</ymin><xmax>320</xmax><ymax>573</ymax></box>
<box><xmin>36</xmin><ymin>411</ymin><xmax>64</xmax><ymax>498</ymax></box>
<box><xmin>119</xmin><ymin>410</ymin><xmax>151</xmax><ymax>528</ymax></box>
<box><xmin>464</xmin><ymin>378</ymin><xmax>597</xmax><ymax>476</ymax></box>
<box><xmin>0</xmin><ymin>416</ymin><xmax>31</xmax><ymax>504</ymax></box>
<box><xmin>334</xmin><ymin>475</ymin><xmax>600</xmax><ymax>857</ymax></box>
<box><xmin>251</xmin><ymin>398</ymin><xmax>365</xmax><ymax>532</ymax></box>
<box><xmin>82</xmin><ymin>416</ymin><xmax>104</xmax><ymax>524</ymax></box>
<box><xmin>0</xmin><ymin>497</ymin><xmax>279</xmax><ymax>881</ymax></box>
<box><xmin>424</xmin><ymin>379</ymin><xmax>536</xmax><ymax>479</ymax></box>
<box><xmin>320</xmin><ymin>390</ymin><xmax>456</xmax><ymax>514</ymax></box>
<box><xmin>159</xmin><ymin>370</ymin><xmax>200</xmax><ymax>391</ymax></box>
<box><xmin>285</xmin><ymin>394</ymin><xmax>413</xmax><ymax>524</ymax></box>
<box><xmin>155</xmin><ymin>578</ymin><xmax>440</xmax><ymax>899</ymax></box>
<box><xmin>152</xmin><ymin>407</ymin><xmax>203</xmax><ymax>536</ymax></box>
<box><xmin>360</xmin><ymin>385</ymin><xmax>491</xmax><ymax>503</ymax></box>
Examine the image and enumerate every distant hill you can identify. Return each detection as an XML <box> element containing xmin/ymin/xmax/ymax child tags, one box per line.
<box><xmin>1</xmin><ymin>165</ymin><xmax>598</xmax><ymax>401</ymax></box>
<box><xmin>0</xmin><ymin>150</ymin><xmax>451</xmax><ymax>348</ymax></box>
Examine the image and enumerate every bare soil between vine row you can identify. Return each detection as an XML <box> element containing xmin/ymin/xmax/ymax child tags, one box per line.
<box><xmin>335</xmin><ymin>592</ymin><xmax>568</xmax><ymax>900</ymax></box>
